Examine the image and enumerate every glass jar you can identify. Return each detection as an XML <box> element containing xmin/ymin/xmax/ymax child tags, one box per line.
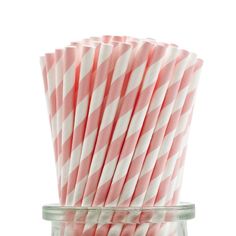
<box><xmin>43</xmin><ymin>203</ymin><xmax>194</xmax><ymax>236</ymax></box>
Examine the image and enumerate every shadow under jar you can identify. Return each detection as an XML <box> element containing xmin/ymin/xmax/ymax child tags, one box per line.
<box><xmin>43</xmin><ymin>203</ymin><xmax>195</xmax><ymax>236</ymax></box>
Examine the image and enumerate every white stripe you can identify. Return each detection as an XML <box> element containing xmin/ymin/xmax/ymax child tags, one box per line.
<box><xmin>66</xmin><ymin>189</ymin><xmax>74</xmax><ymax>205</ymax></box>
<box><xmin>133</xmin><ymin>129</ymin><xmax>154</xmax><ymax>158</ymax></box>
<box><xmin>51</xmin><ymin>107</ymin><xmax>62</xmax><ymax>140</ymax></box>
<box><xmin>140</xmin><ymin>147</ymin><xmax>160</xmax><ymax>177</ymax></box>
<box><xmin>126</xmin><ymin>62</ymin><xmax>146</xmax><ymax>94</ymax></box>
<box><xmin>158</xmin><ymin>129</ymin><xmax>176</xmax><ymax>157</ymax></box>
<box><xmin>189</xmin><ymin>66</ymin><xmax>202</xmax><ymax>91</ymax></box>
<box><xmin>61</xmin><ymin>160</ymin><xmax>70</xmax><ymax>187</ymax></box>
<box><xmin>47</xmin><ymin>64</ymin><xmax>56</xmax><ymax>96</ymax></box>
<box><xmin>80</xmin><ymin>129</ymin><xmax>97</xmax><ymax>160</ymax></box>
<box><xmin>172</xmin><ymin>86</ymin><xmax>189</xmax><ymax>113</ymax></box>
<box><xmin>144</xmin><ymin>174</ymin><xmax>162</xmax><ymax>203</ymax></box>
<box><xmin>134</xmin><ymin>224</ymin><xmax>149</xmax><ymax>236</ymax></box>
<box><xmin>55</xmin><ymin>57</ymin><xmax>63</xmax><ymax>87</ymax></box>
<box><xmin>62</xmin><ymin>112</ymin><xmax>73</xmax><ymax>144</ymax></box>
<box><xmin>98</xmin><ymin>157</ymin><xmax>117</xmax><ymax>187</ymax></box>
<box><xmin>141</xmin><ymin>59</ymin><xmax>162</xmax><ymax>90</ymax></box>
<box><xmin>119</xmin><ymin>173</ymin><xmax>139</xmax><ymax>204</ymax></box>
<box><xmin>111</xmin><ymin>110</ymin><xmax>132</xmax><ymax>140</ymax></box>
<box><xmin>74</xmin><ymin>96</ymin><xmax>89</xmax><ymax>127</ymax></box>
<box><xmin>176</xmin><ymin>111</ymin><xmax>191</xmax><ymax>136</ymax></box>
<box><xmin>113</xmin><ymin>153</ymin><xmax>133</xmax><ymax>182</ymax></box>
<box><xmin>63</xmin><ymin>63</ymin><xmax>75</xmax><ymax>98</ymax></box>
<box><xmin>156</xmin><ymin>100</ymin><xmax>175</xmax><ymax>130</ymax></box>
<box><xmin>127</xmin><ymin>106</ymin><xmax>149</xmax><ymax>137</ymax></box>
<box><xmin>99</xmin><ymin>98</ymin><xmax>120</xmax><ymax>130</ymax></box>
<box><xmin>69</xmin><ymin>143</ymin><xmax>82</xmax><ymax>175</ymax></box>
<box><xmin>169</xmin><ymin>53</ymin><xmax>189</xmax><ymax>86</ymax></box>
<box><xmin>149</xmin><ymin>84</ymin><xmax>168</xmax><ymax>112</ymax></box>
<box><xmin>111</xmin><ymin>47</ymin><xmax>132</xmax><ymax>82</ymax></box>
<box><xmin>107</xmin><ymin>225</ymin><xmax>122</xmax><ymax>236</ymax></box>
<box><xmin>89</xmin><ymin>81</ymin><xmax>106</xmax><ymax>113</ymax></box>
<box><xmin>162</xmin><ymin>152</ymin><xmax>179</xmax><ymax>180</ymax></box>
<box><xmin>97</xmin><ymin>44</ymin><xmax>113</xmax><ymax>66</ymax></box>
<box><xmin>132</xmin><ymin>192</ymin><xmax>146</xmax><ymax>206</ymax></box>
<box><xmin>82</xmin><ymin>193</ymin><xmax>94</xmax><ymax>206</ymax></box>
<box><xmin>73</xmin><ymin>176</ymin><xmax>87</xmax><ymax>204</ymax></box>
<box><xmin>162</xmin><ymin>46</ymin><xmax>178</xmax><ymax>68</ymax></box>
<box><xmin>87</xmin><ymin>145</ymin><xmax>106</xmax><ymax>174</ymax></box>
<box><xmin>80</xmin><ymin>48</ymin><xmax>95</xmax><ymax>79</ymax></box>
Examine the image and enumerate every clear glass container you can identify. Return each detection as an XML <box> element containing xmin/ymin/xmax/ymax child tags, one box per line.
<box><xmin>43</xmin><ymin>203</ymin><xmax>194</xmax><ymax>236</ymax></box>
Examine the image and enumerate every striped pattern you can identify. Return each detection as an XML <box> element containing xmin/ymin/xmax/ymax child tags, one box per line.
<box><xmin>40</xmin><ymin>36</ymin><xmax>203</xmax><ymax>236</ymax></box>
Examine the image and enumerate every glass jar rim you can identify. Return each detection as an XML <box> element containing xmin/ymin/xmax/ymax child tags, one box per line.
<box><xmin>43</xmin><ymin>202</ymin><xmax>195</xmax><ymax>224</ymax></box>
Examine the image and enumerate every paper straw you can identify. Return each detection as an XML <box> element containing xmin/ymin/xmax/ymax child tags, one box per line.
<box><xmin>105</xmin><ymin>44</ymin><xmax>168</xmax><ymax>207</ymax></box>
<box><xmin>81</xmin><ymin>43</ymin><xmax>133</xmax><ymax>206</ymax></box>
<box><xmin>143</xmin><ymin>53</ymin><xmax>198</xmax><ymax>207</ymax></box>
<box><xmin>62</xmin><ymin>43</ymin><xmax>83</xmax><ymax>204</ymax></box>
<box><xmin>92</xmin><ymin>41</ymin><xmax>153</xmax><ymax>207</ymax></box>
<box><xmin>80</xmin><ymin>42</ymin><xmax>139</xmax><ymax>236</ymax></box>
<box><xmin>133</xmin><ymin>59</ymin><xmax>203</xmax><ymax>236</ymax></box>
<box><xmin>144</xmin><ymin>112</ymin><xmax>193</xmax><ymax>236</ymax></box>
<box><xmin>155</xmin><ymin>59</ymin><xmax>202</xmax><ymax>206</ymax></box>
<box><xmin>85</xmin><ymin>42</ymin><xmax>159</xmax><ymax>236</ymax></box>
<box><xmin>72</xmin><ymin>43</ymin><xmax>133</xmax><ymax>236</ymax></box>
<box><xmin>68</xmin><ymin>43</ymin><xmax>130</xmax><ymax>206</ymax></box>
<box><xmin>129</xmin><ymin>49</ymin><xmax>192</xmax><ymax>207</ymax></box>
<box><xmin>44</xmin><ymin>53</ymin><xmax>63</xmax><ymax>188</ymax></box>
<box><xmin>107</xmin><ymin>45</ymin><xmax>179</xmax><ymax>236</ymax></box>
<box><xmin>62</xmin><ymin>45</ymin><xmax>96</xmax><ymax>204</ymax></box>
<box><xmin>44</xmin><ymin>53</ymin><xmax>58</xmax><ymax>156</ymax></box>
<box><xmin>132</xmin><ymin>111</ymin><xmax>192</xmax><ymax>236</ymax></box>
<box><xmin>40</xmin><ymin>55</ymin><xmax>62</xmax><ymax>191</ymax></box>
<box><xmin>115</xmin><ymin>44</ymin><xmax>176</xmax><ymax>207</ymax></box>
<box><xmin>59</xmin><ymin>46</ymin><xmax>77</xmax><ymax>204</ymax></box>
<box><xmin>70</xmin><ymin>42</ymin><xmax>114</xmax><ymax>206</ymax></box>
<box><xmin>116</xmin><ymin>49</ymin><xmax>193</xmax><ymax>236</ymax></box>
<box><xmin>83</xmin><ymin>41</ymin><xmax>153</xmax><ymax>236</ymax></box>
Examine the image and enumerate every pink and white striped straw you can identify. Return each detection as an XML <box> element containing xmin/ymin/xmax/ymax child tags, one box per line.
<box><xmin>104</xmin><ymin>44</ymin><xmax>168</xmax><ymax>207</ymax></box>
<box><xmin>129</xmin><ymin>49</ymin><xmax>192</xmax><ymax>208</ymax></box>
<box><xmin>112</xmin><ymin>49</ymin><xmax>195</xmax><ymax>236</ymax></box>
<box><xmin>132</xmin><ymin>59</ymin><xmax>203</xmax><ymax>236</ymax></box>
<box><xmin>143</xmin><ymin>53</ymin><xmax>197</xmax><ymax>207</ymax></box>
<box><xmin>81</xmin><ymin>43</ymin><xmax>133</xmax><ymax>206</ymax></box>
<box><xmin>92</xmin><ymin>41</ymin><xmax>153</xmax><ymax>207</ymax></box>
<box><xmin>60</xmin><ymin>46</ymin><xmax>77</xmax><ymax>204</ymax></box>
<box><xmin>106</xmin><ymin>45</ymin><xmax>180</xmax><ymax>236</ymax></box>
<box><xmin>63</xmin><ymin>45</ymin><xmax>96</xmax><ymax>205</ymax></box>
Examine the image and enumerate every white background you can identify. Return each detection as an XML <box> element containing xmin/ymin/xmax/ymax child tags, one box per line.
<box><xmin>0</xmin><ymin>0</ymin><xmax>235</xmax><ymax>235</ymax></box>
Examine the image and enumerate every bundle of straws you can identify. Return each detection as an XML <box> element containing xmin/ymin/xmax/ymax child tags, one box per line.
<box><xmin>40</xmin><ymin>35</ymin><xmax>203</xmax><ymax>236</ymax></box>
